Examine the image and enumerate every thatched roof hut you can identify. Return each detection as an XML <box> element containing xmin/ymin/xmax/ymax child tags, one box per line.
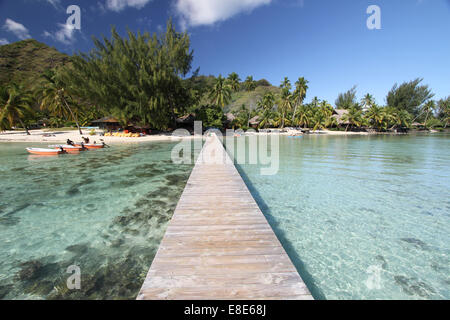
<box><xmin>175</xmin><ymin>114</ymin><xmax>195</xmax><ymax>130</ymax></box>
<box><xmin>225</xmin><ymin>113</ymin><xmax>236</xmax><ymax>122</ymax></box>
<box><xmin>91</xmin><ymin>116</ymin><xmax>120</xmax><ymax>129</ymax></box>
<box><xmin>332</xmin><ymin>109</ymin><xmax>350</xmax><ymax>125</ymax></box>
<box><xmin>176</xmin><ymin>114</ymin><xmax>195</xmax><ymax>125</ymax></box>
<box><xmin>91</xmin><ymin>116</ymin><xmax>119</xmax><ymax>124</ymax></box>
<box><xmin>249</xmin><ymin>116</ymin><xmax>261</xmax><ymax>128</ymax></box>
<box><xmin>223</xmin><ymin>113</ymin><xmax>236</xmax><ymax>129</ymax></box>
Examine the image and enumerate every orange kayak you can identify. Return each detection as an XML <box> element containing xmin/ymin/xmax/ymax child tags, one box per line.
<box><xmin>26</xmin><ymin>148</ymin><xmax>64</xmax><ymax>156</ymax></box>
<box><xmin>74</xmin><ymin>143</ymin><xmax>104</xmax><ymax>149</ymax></box>
<box><xmin>49</xmin><ymin>145</ymin><xmax>85</xmax><ymax>153</ymax></box>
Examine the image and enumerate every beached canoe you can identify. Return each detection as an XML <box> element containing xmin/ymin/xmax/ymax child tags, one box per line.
<box><xmin>26</xmin><ymin>148</ymin><xmax>64</xmax><ymax>156</ymax></box>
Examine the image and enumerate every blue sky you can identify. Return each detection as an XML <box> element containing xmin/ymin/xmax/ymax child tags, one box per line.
<box><xmin>1</xmin><ymin>0</ymin><xmax>449</xmax><ymax>105</ymax></box>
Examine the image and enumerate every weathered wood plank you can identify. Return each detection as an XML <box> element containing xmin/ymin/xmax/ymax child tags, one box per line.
<box><xmin>137</xmin><ymin>134</ymin><xmax>313</xmax><ymax>300</ymax></box>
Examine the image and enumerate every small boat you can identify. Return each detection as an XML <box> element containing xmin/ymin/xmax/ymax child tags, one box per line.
<box><xmin>26</xmin><ymin>148</ymin><xmax>65</xmax><ymax>156</ymax></box>
<box><xmin>74</xmin><ymin>143</ymin><xmax>104</xmax><ymax>149</ymax></box>
<box><xmin>48</xmin><ymin>145</ymin><xmax>85</xmax><ymax>153</ymax></box>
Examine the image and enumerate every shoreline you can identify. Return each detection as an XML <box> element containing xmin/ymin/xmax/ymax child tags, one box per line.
<box><xmin>0</xmin><ymin>130</ymin><xmax>200</xmax><ymax>144</ymax></box>
<box><xmin>0</xmin><ymin>128</ymin><xmax>441</xmax><ymax>144</ymax></box>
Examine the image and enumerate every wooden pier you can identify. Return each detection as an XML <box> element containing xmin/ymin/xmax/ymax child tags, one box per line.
<box><xmin>137</xmin><ymin>134</ymin><xmax>313</xmax><ymax>300</ymax></box>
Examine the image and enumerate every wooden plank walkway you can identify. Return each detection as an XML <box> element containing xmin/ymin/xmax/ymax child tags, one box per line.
<box><xmin>137</xmin><ymin>134</ymin><xmax>313</xmax><ymax>300</ymax></box>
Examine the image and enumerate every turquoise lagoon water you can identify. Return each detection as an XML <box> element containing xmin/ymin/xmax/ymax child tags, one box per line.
<box><xmin>1</xmin><ymin>134</ymin><xmax>449</xmax><ymax>300</ymax></box>
<box><xmin>231</xmin><ymin>133</ymin><xmax>449</xmax><ymax>300</ymax></box>
<box><xmin>0</xmin><ymin>141</ymin><xmax>197</xmax><ymax>299</ymax></box>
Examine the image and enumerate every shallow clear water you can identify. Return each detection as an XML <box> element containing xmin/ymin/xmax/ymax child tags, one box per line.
<box><xmin>233</xmin><ymin>133</ymin><xmax>450</xmax><ymax>300</ymax></box>
<box><xmin>0</xmin><ymin>141</ymin><xmax>196</xmax><ymax>299</ymax></box>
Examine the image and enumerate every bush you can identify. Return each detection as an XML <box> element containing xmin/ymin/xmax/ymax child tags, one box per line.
<box><xmin>194</xmin><ymin>105</ymin><xmax>225</xmax><ymax>129</ymax></box>
<box><xmin>425</xmin><ymin>118</ymin><xmax>443</xmax><ymax>129</ymax></box>
<box><xmin>255</xmin><ymin>79</ymin><xmax>272</xmax><ymax>87</ymax></box>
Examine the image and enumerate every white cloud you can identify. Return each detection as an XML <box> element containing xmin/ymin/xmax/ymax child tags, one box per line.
<box><xmin>174</xmin><ymin>0</ymin><xmax>271</xmax><ymax>28</ymax></box>
<box><xmin>43</xmin><ymin>23</ymin><xmax>77</xmax><ymax>45</ymax></box>
<box><xmin>105</xmin><ymin>0</ymin><xmax>153</xmax><ymax>12</ymax></box>
<box><xmin>3</xmin><ymin>19</ymin><xmax>31</xmax><ymax>40</ymax></box>
<box><xmin>0</xmin><ymin>38</ymin><xmax>10</xmax><ymax>45</ymax></box>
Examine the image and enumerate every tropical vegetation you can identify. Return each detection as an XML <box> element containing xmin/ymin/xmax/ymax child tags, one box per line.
<box><xmin>0</xmin><ymin>20</ymin><xmax>448</xmax><ymax>134</ymax></box>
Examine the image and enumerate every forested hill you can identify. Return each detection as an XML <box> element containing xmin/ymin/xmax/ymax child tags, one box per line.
<box><xmin>192</xmin><ymin>75</ymin><xmax>281</xmax><ymax>113</ymax></box>
<box><xmin>0</xmin><ymin>39</ymin><xmax>280</xmax><ymax>113</ymax></box>
<box><xmin>226</xmin><ymin>85</ymin><xmax>281</xmax><ymax>112</ymax></box>
<box><xmin>0</xmin><ymin>39</ymin><xmax>70</xmax><ymax>88</ymax></box>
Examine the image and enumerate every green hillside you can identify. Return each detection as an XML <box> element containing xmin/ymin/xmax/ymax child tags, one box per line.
<box><xmin>193</xmin><ymin>75</ymin><xmax>281</xmax><ymax>113</ymax></box>
<box><xmin>226</xmin><ymin>85</ymin><xmax>281</xmax><ymax>113</ymax></box>
<box><xmin>0</xmin><ymin>39</ymin><xmax>70</xmax><ymax>88</ymax></box>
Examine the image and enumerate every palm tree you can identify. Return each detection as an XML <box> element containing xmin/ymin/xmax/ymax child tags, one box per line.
<box><xmin>280</xmin><ymin>77</ymin><xmax>291</xmax><ymax>90</ymax></box>
<box><xmin>422</xmin><ymin>100</ymin><xmax>436</xmax><ymax>129</ymax></box>
<box><xmin>386</xmin><ymin>108</ymin><xmax>412</xmax><ymax>130</ymax></box>
<box><xmin>311</xmin><ymin>101</ymin><xmax>334</xmax><ymax>131</ymax></box>
<box><xmin>443</xmin><ymin>105</ymin><xmax>450</xmax><ymax>128</ymax></box>
<box><xmin>234</xmin><ymin>104</ymin><xmax>251</xmax><ymax>129</ymax></box>
<box><xmin>257</xmin><ymin>92</ymin><xmax>276</xmax><ymax>129</ymax></box>
<box><xmin>365</xmin><ymin>105</ymin><xmax>386</xmax><ymax>131</ymax></box>
<box><xmin>258</xmin><ymin>108</ymin><xmax>274</xmax><ymax>129</ymax></box>
<box><xmin>437</xmin><ymin>97</ymin><xmax>450</xmax><ymax>128</ymax></box>
<box><xmin>311</xmin><ymin>96</ymin><xmax>320</xmax><ymax>109</ymax></box>
<box><xmin>278</xmin><ymin>88</ymin><xmax>293</xmax><ymax>128</ymax></box>
<box><xmin>297</xmin><ymin>105</ymin><xmax>312</xmax><ymax>129</ymax></box>
<box><xmin>209</xmin><ymin>75</ymin><xmax>232</xmax><ymax>108</ymax></box>
<box><xmin>311</xmin><ymin>111</ymin><xmax>326</xmax><ymax>131</ymax></box>
<box><xmin>319</xmin><ymin>101</ymin><xmax>335</xmax><ymax>128</ymax></box>
<box><xmin>361</xmin><ymin>94</ymin><xmax>375</xmax><ymax>112</ymax></box>
<box><xmin>0</xmin><ymin>86</ymin><xmax>9</xmax><ymax>131</ymax></box>
<box><xmin>257</xmin><ymin>92</ymin><xmax>275</xmax><ymax>111</ymax></box>
<box><xmin>0</xmin><ymin>83</ymin><xmax>34</xmax><ymax>135</ymax></box>
<box><xmin>39</xmin><ymin>70</ymin><xmax>83</xmax><ymax>134</ymax></box>
<box><xmin>227</xmin><ymin>72</ymin><xmax>241</xmax><ymax>92</ymax></box>
<box><xmin>244</xmin><ymin>76</ymin><xmax>256</xmax><ymax>92</ymax></box>
<box><xmin>342</xmin><ymin>106</ymin><xmax>364</xmax><ymax>131</ymax></box>
<box><xmin>292</xmin><ymin>77</ymin><xmax>309</xmax><ymax>126</ymax></box>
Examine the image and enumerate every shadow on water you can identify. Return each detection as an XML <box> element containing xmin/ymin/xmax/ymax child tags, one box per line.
<box><xmin>235</xmin><ymin>164</ymin><xmax>326</xmax><ymax>300</ymax></box>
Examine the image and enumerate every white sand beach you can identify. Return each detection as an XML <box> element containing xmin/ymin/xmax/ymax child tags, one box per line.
<box><xmin>0</xmin><ymin>129</ymin><xmax>200</xmax><ymax>144</ymax></box>
<box><xmin>0</xmin><ymin>128</ymin><xmax>387</xmax><ymax>144</ymax></box>
<box><xmin>251</xmin><ymin>128</ymin><xmax>371</xmax><ymax>136</ymax></box>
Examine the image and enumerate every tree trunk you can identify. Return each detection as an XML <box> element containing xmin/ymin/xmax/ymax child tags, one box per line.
<box><xmin>292</xmin><ymin>104</ymin><xmax>298</xmax><ymax>128</ymax></box>
<box><xmin>167</xmin><ymin>95</ymin><xmax>177</xmax><ymax>130</ymax></box>
<box><xmin>18</xmin><ymin>118</ymin><xmax>30</xmax><ymax>135</ymax></box>
<box><xmin>63</xmin><ymin>98</ymin><xmax>82</xmax><ymax>135</ymax></box>
<box><xmin>424</xmin><ymin>111</ymin><xmax>430</xmax><ymax>130</ymax></box>
<box><xmin>345</xmin><ymin>123</ymin><xmax>350</xmax><ymax>132</ymax></box>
